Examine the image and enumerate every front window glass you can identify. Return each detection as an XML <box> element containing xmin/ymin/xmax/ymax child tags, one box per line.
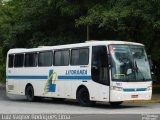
<box><xmin>109</xmin><ymin>45</ymin><xmax>151</xmax><ymax>81</ymax></box>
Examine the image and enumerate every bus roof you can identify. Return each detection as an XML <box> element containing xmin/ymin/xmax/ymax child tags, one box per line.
<box><xmin>7</xmin><ymin>40</ymin><xmax>144</xmax><ymax>54</ymax></box>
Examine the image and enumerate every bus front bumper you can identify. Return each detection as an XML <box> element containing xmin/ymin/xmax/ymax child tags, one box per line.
<box><xmin>110</xmin><ymin>90</ymin><xmax>152</xmax><ymax>102</ymax></box>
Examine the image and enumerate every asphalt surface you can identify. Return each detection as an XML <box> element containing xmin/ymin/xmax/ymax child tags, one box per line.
<box><xmin>0</xmin><ymin>87</ymin><xmax>160</xmax><ymax>120</ymax></box>
<box><xmin>0</xmin><ymin>90</ymin><xmax>159</xmax><ymax>114</ymax></box>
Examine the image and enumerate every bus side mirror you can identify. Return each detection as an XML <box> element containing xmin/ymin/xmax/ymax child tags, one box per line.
<box><xmin>147</xmin><ymin>55</ymin><xmax>153</xmax><ymax>70</ymax></box>
<box><xmin>92</xmin><ymin>65</ymin><xmax>98</xmax><ymax>70</ymax></box>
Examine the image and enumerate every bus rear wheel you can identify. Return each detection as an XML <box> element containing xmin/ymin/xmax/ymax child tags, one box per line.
<box><xmin>26</xmin><ymin>85</ymin><xmax>36</xmax><ymax>102</ymax></box>
<box><xmin>77</xmin><ymin>87</ymin><xmax>95</xmax><ymax>107</ymax></box>
<box><xmin>109</xmin><ymin>101</ymin><xmax>123</xmax><ymax>106</ymax></box>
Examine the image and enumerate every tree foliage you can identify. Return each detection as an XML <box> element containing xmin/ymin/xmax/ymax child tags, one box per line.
<box><xmin>76</xmin><ymin>0</ymin><xmax>160</xmax><ymax>58</ymax></box>
<box><xmin>0</xmin><ymin>0</ymin><xmax>160</xmax><ymax>62</ymax></box>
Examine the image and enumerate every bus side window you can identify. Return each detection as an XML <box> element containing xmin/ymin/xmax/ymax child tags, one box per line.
<box><xmin>8</xmin><ymin>54</ymin><xmax>14</xmax><ymax>68</ymax></box>
<box><xmin>54</xmin><ymin>50</ymin><xmax>70</xmax><ymax>66</ymax></box>
<box><xmin>71</xmin><ymin>49</ymin><xmax>79</xmax><ymax>65</ymax></box>
<box><xmin>79</xmin><ymin>48</ymin><xmax>89</xmax><ymax>65</ymax></box>
<box><xmin>54</xmin><ymin>51</ymin><xmax>61</xmax><ymax>66</ymax></box>
<box><xmin>14</xmin><ymin>54</ymin><xmax>24</xmax><ymax>67</ymax></box>
<box><xmin>38</xmin><ymin>51</ymin><xmax>52</xmax><ymax>67</ymax></box>
<box><xmin>61</xmin><ymin>50</ymin><xmax>70</xmax><ymax>66</ymax></box>
<box><xmin>71</xmin><ymin>48</ymin><xmax>89</xmax><ymax>65</ymax></box>
<box><xmin>25</xmin><ymin>53</ymin><xmax>37</xmax><ymax>67</ymax></box>
<box><xmin>92</xmin><ymin>46</ymin><xmax>109</xmax><ymax>85</ymax></box>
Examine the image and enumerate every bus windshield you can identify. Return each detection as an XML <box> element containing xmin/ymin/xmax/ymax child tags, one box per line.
<box><xmin>109</xmin><ymin>44</ymin><xmax>151</xmax><ymax>81</ymax></box>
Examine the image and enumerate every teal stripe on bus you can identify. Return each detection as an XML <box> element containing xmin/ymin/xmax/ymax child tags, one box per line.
<box><xmin>7</xmin><ymin>76</ymin><xmax>48</xmax><ymax>79</ymax></box>
<box><xmin>58</xmin><ymin>76</ymin><xmax>91</xmax><ymax>80</ymax></box>
<box><xmin>6</xmin><ymin>75</ymin><xmax>92</xmax><ymax>80</ymax></box>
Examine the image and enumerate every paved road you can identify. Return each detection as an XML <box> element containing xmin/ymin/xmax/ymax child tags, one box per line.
<box><xmin>0</xmin><ymin>90</ymin><xmax>159</xmax><ymax>115</ymax></box>
<box><xmin>1</xmin><ymin>90</ymin><xmax>160</xmax><ymax>120</ymax></box>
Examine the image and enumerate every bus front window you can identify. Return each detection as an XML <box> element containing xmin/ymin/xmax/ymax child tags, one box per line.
<box><xmin>109</xmin><ymin>45</ymin><xmax>151</xmax><ymax>81</ymax></box>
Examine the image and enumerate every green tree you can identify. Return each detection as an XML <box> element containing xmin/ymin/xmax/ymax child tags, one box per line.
<box><xmin>0</xmin><ymin>0</ymin><xmax>160</xmax><ymax>62</ymax></box>
<box><xmin>76</xmin><ymin>0</ymin><xmax>160</xmax><ymax>60</ymax></box>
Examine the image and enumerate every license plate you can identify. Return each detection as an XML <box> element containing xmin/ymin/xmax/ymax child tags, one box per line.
<box><xmin>131</xmin><ymin>95</ymin><xmax>138</xmax><ymax>98</ymax></box>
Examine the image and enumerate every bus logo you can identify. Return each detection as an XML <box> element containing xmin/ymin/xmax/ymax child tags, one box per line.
<box><xmin>43</xmin><ymin>69</ymin><xmax>58</xmax><ymax>95</ymax></box>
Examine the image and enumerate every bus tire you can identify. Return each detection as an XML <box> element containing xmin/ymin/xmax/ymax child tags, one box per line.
<box><xmin>77</xmin><ymin>87</ymin><xmax>95</xmax><ymax>107</ymax></box>
<box><xmin>25</xmin><ymin>85</ymin><xmax>36</xmax><ymax>102</ymax></box>
<box><xmin>109</xmin><ymin>101</ymin><xmax>123</xmax><ymax>106</ymax></box>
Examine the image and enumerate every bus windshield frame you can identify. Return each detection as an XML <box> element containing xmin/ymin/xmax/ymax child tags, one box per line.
<box><xmin>109</xmin><ymin>44</ymin><xmax>152</xmax><ymax>82</ymax></box>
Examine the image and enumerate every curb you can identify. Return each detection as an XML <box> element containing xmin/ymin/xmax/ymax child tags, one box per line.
<box><xmin>125</xmin><ymin>100</ymin><xmax>160</xmax><ymax>103</ymax></box>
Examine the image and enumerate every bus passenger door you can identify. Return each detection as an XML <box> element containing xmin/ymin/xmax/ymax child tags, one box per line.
<box><xmin>92</xmin><ymin>46</ymin><xmax>110</xmax><ymax>101</ymax></box>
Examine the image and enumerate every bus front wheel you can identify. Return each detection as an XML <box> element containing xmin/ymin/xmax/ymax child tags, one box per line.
<box><xmin>77</xmin><ymin>87</ymin><xmax>95</xmax><ymax>107</ymax></box>
<box><xmin>26</xmin><ymin>85</ymin><xmax>36</xmax><ymax>102</ymax></box>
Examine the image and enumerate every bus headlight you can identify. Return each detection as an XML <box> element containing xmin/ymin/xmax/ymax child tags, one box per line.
<box><xmin>147</xmin><ymin>86</ymin><xmax>152</xmax><ymax>91</ymax></box>
<box><xmin>111</xmin><ymin>86</ymin><xmax>123</xmax><ymax>91</ymax></box>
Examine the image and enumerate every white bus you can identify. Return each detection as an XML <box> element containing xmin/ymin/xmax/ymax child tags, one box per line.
<box><xmin>6</xmin><ymin>41</ymin><xmax>152</xmax><ymax>106</ymax></box>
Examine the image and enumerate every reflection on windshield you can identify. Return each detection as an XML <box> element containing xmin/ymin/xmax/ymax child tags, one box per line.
<box><xmin>109</xmin><ymin>45</ymin><xmax>151</xmax><ymax>81</ymax></box>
